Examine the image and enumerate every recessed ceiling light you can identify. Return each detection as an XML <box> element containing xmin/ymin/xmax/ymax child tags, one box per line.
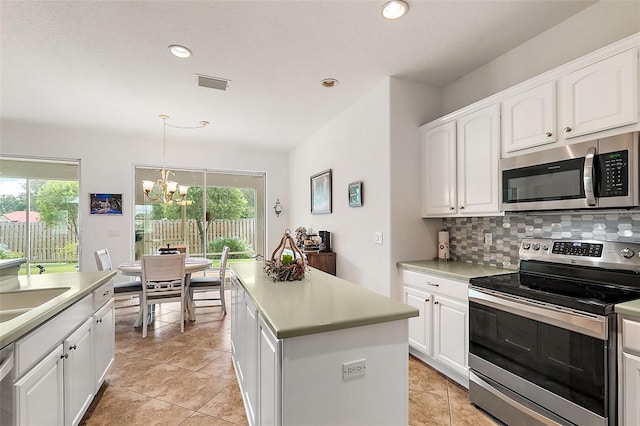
<box><xmin>168</xmin><ymin>44</ymin><xmax>192</xmax><ymax>59</ymax></box>
<box><xmin>382</xmin><ymin>0</ymin><xmax>409</xmax><ymax>20</ymax></box>
<box><xmin>321</xmin><ymin>78</ymin><xmax>339</xmax><ymax>88</ymax></box>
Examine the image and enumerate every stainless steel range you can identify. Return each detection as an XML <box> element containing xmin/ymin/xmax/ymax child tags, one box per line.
<box><xmin>468</xmin><ymin>238</ymin><xmax>640</xmax><ymax>426</ymax></box>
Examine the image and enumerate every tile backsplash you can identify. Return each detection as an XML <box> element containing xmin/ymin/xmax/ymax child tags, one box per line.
<box><xmin>442</xmin><ymin>211</ymin><xmax>640</xmax><ymax>270</ymax></box>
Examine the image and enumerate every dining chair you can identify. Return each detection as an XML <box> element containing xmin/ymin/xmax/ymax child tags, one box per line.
<box><xmin>188</xmin><ymin>246</ymin><xmax>229</xmax><ymax>315</ymax></box>
<box><xmin>141</xmin><ymin>253</ymin><xmax>186</xmax><ymax>338</ymax></box>
<box><xmin>94</xmin><ymin>248</ymin><xmax>143</xmax><ymax>301</ymax></box>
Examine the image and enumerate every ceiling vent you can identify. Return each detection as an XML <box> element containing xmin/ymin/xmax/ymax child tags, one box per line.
<box><xmin>197</xmin><ymin>74</ymin><xmax>230</xmax><ymax>91</ymax></box>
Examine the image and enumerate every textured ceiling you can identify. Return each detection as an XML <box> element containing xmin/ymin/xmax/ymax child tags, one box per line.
<box><xmin>1</xmin><ymin>1</ymin><xmax>595</xmax><ymax>151</ymax></box>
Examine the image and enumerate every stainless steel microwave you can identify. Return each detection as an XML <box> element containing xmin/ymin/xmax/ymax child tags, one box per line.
<box><xmin>501</xmin><ymin>132</ymin><xmax>639</xmax><ymax>211</ymax></box>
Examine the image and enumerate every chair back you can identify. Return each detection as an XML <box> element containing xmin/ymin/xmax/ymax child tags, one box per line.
<box><xmin>141</xmin><ymin>253</ymin><xmax>186</xmax><ymax>298</ymax></box>
<box><xmin>94</xmin><ymin>249</ymin><xmax>113</xmax><ymax>271</ymax></box>
<box><xmin>172</xmin><ymin>244</ymin><xmax>188</xmax><ymax>255</ymax></box>
<box><xmin>219</xmin><ymin>246</ymin><xmax>230</xmax><ymax>281</ymax></box>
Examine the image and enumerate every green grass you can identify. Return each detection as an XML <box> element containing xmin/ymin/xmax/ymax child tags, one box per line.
<box><xmin>19</xmin><ymin>263</ymin><xmax>78</xmax><ymax>275</ymax></box>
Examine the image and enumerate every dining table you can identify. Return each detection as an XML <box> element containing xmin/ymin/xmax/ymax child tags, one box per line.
<box><xmin>118</xmin><ymin>256</ymin><xmax>213</xmax><ymax>324</ymax></box>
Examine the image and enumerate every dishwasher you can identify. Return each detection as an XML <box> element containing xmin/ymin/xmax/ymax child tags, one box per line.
<box><xmin>0</xmin><ymin>343</ymin><xmax>15</xmax><ymax>425</ymax></box>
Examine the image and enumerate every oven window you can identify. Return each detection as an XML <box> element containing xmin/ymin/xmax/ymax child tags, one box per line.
<box><xmin>469</xmin><ymin>301</ymin><xmax>606</xmax><ymax>416</ymax></box>
<box><xmin>503</xmin><ymin>157</ymin><xmax>584</xmax><ymax>203</ymax></box>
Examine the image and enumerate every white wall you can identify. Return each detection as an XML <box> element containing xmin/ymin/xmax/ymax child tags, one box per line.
<box><xmin>389</xmin><ymin>78</ymin><xmax>442</xmax><ymax>300</ymax></box>
<box><xmin>0</xmin><ymin>119</ymin><xmax>289</xmax><ymax>273</ymax></box>
<box><xmin>442</xmin><ymin>0</ymin><xmax>640</xmax><ymax>113</ymax></box>
<box><xmin>289</xmin><ymin>78</ymin><xmax>441</xmax><ymax>297</ymax></box>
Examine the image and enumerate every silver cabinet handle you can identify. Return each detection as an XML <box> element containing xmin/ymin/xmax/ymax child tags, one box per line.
<box><xmin>425</xmin><ymin>298</ymin><xmax>430</xmax><ymax>302</ymax></box>
<box><xmin>434</xmin><ymin>301</ymin><xmax>439</xmax><ymax>305</ymax></box>
<box><xmin>96</xmin><ymin>319</ymin><xmax>103</xmax><ymax>324</ymax></box>
<box><xmin>545</xmin><ymin>132</ymin><xmax>552</xmax><ymax>137</ymax></box>
<box><xmin>61</xmin><ymin>353</ymin><xmax>69</xmax><ymax>359</ymax></box>
<box><xmin>102</xmin><ymin>290</ymin><xmax>111</xmax><ymax>296</ymax></box>
<box><xmin>564</xmin><ymin>126</ymin><xmax>572</xmax><ymax>132</ymax></box>
<box><xmin>459</xmin><ymin>206</ymin><xmax>464</xmax><ymax>209</ymax></box>
<box><xmin>69</xmin><ymin>345</ymin><xmax>77</xmax><ymax>351</ymax></box>
<box><xmin>449</xmin><ymin>207</ymin><xmax>455</xmax><ymax>210</ymax></box>
<box><xmin>427</xmin><ymin>282</ymin><xmax>439</xmax><ymax>287</ymax></box>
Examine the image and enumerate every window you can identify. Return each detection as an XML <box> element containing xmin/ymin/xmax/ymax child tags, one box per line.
<box><xmin>134</xmin><ymin>167</ymin><xmax>265</xmax><ymax>264</ymax></box>
<box><xmin>0</xmin><ymin>157</ymin><xmax>80</xmax><ymax>275</ymax></box>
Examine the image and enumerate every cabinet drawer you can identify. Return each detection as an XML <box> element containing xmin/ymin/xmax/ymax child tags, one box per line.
<box><xmin>622</xmin><ymin>318</ymin><xmax>640</xmax><ymax>353</ymax></box>
<box><xmin>15</xmin><ymin>294</ymin><xmax>93</xmax><ymax>379</ymax></box>
<box><xmin>93</xmin><ymin>280</ymin><xmax>114</xmax><ymax>310</ymax></box>
<box><xmin>401</xmin><ymin>269</ymin><xmax>468</xmax><ymax>300</ymax></box>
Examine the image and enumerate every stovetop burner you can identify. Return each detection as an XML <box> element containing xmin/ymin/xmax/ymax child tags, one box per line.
<box><xmin>470</xmin><ymin>238</ymin><xmax>640</xmax><ymax>315</ymax></box>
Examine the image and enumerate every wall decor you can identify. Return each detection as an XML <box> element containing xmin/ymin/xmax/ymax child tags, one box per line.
<box><xmin>90</xmin><ymin>193</ymin><xmax>123</xmax><ymax>215</ymax></box>
<box><xmin>348</xmin><ymin>181</ymin><xmax>362</xmax><ymax>207</ymax></box>
<box><xmin>310</xmin><ymin>169</ymin><xmax>332</xmax><ymax>214</ymax></box>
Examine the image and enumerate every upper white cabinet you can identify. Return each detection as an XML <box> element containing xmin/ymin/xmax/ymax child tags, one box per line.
<box><xmin>421</xmin><ymin>104</ymin><xmax>501</xmax><ymax>217</ymax></box>
<box><xmin>561</xmin><ymin>49</ymin><xmax>638</xmax><ymax>139</ymax></box>
<box><xmin>456</xmin><ymin>104</ymin><xmax>501</xmax><ymax>215</ymax></box>
<box><xmin>421</xmin><ymin>121</ymin><xmax>456</xmax><ymax>216</ymax></box>
<box><xmin>502</xmin><ymin>81</ymin><xmax>556</xmax><ymax>155</ymax></box>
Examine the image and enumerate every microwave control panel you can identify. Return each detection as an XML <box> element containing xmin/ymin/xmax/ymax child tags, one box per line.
<box><xmin>597</xmin><ymin>150</ymin><xmax>628</xmax><ymax>197</ymax></box>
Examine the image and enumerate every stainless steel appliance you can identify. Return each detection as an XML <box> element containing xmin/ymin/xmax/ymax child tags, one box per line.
<box><xmin>501</xmin><ymin>132</ymin><xmax>639</xmax><ymax>211</ymax></box>
<box><xmin>0</xmin><ymin>343</ymin><xmax>15</xmax><ymax>425</ymax></box>
<box><xmin>469</xmin><ymin>238</ymin><xmax>640</xmax><ymax>426</ymax></box>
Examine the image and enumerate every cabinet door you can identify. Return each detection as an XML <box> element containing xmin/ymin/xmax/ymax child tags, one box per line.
<box><xmin>502</xmin><ymin>82</ymin><xmax>556</xmax><ymax>154</ymax></box>
<box><xmin>64</xmin><ymin>317</ymin><xmax>94</xmax><ymax>426</ymax></box>
<box><xmin>15</xmin><ymin>345</ymin><xmax>64</xmax><ymax>426</ymax></box>
<box><xmin>93</xmin><ymin>299</ymin><xmax>114</xmax><ymax>392</ymax></box>
<box><xmin>421</xmin><ymin>121</ymin><xmax>457</xmax><ymax>216</ymax></box>
<box><xmin>456</xmin><ymin>104</ymin><xmax>501</xmax><ymax>214</ymax></box>
<box><xmin>244</xmin><ymin>295</ymin><xmax>258</xmax><ymax>426</ymax></box>
<box><xmin>403</xmin><ymin>286</ymin><xmax>432</xmax><ymax>356</ymax></box>
<box><xmin>622</xmin><ymin>352</ymin><xmax>640</xmax><ymax>426</ymax></box>
<box><xmin>433</xmin><ymin>295</ymin><xmax>468</xmax><ymax>378</ymax></box>
<box><xmin>258</xmin><ymin>316</ymin><xmax>281</xmax><ymax>426</ymax></box>
<box><xmin>562</xmin><ymin>49</ymin><xmax>638</xmax><ymax>138</ymax></box>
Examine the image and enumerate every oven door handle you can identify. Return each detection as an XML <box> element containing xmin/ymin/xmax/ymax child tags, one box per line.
<box><xmin>583</xmin><ymin>146</ymin><xmax>596</xmax><ymax>206</ymax></box>
<box><xmin>469</xmin><ymin>288</ymin><xmax>607</xmax><ymax>340</ymax></box>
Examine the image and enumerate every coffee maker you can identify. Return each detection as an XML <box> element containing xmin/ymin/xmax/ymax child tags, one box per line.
<box><xmin>318</xmin><ymin>230</ymin><xmax>331</xmax><ymax>252</ymax></box>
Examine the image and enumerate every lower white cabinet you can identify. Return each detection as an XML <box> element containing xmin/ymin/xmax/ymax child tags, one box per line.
<box><xmin>258</xmin><ymin>316</ymin><xmax>280</xmax><ymax>426</ymax></box>
<box><xmin>13</xmin><ymin>282</ymin><xmax>115</xmax><ymax>426</ymax></box>
<box><xmin>402</xmin><ymin>268</ymin><xmax>469</xmax><ymax>387</ymax></box>
<box><xmin>619</xmin><ymin>315</ymin><xmax>640</xmax><ymax>425</ymax></box>
<box><xmin>93</xmin><ymin>299</ymin><xmax>115</xmax><ymax>392</ymax></box>
<box><xmin>15</xmin><ymin>345</ymin><xmax>65</xmax><ymax>426</ymax></box>
<box><xmin>64</xmin><ymin>317</ymin><xmax>94</xmax><ymax>426</ymax></box>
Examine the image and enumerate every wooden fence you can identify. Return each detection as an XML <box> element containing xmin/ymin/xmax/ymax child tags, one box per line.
<box><xmin>0</xmin><ymin>219</ymin><xmax>255</xmax><ymax>262</ymax></box>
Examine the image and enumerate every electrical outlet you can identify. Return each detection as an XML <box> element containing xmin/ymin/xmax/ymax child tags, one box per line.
<box><xmin>342</xmin><ymin>359</ymin><xmax>366</xmax><ymax>380</ymax></box>
<box><xmin>484</xmin><ymin>232</ymin><xmax>492</xmax><ymax>246</ymax></box>
<box><xmin>375</xmin><ymin>232</ymin><xmax>383</xmax><ymax>245</ymax></box>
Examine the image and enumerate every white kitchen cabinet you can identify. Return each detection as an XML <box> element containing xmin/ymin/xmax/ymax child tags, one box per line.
<box><xmin>15</xmin><ymin>345</ymin><xmax>65</xmax><ymax>426</ymax></box>
<box><xmin>93</xmin><ymin>299</ymin><xmax>114</xmax><ymax>392</ymax></box>
<box><xmin>421</xmin><ymin>121</ymin><xmax>457</xmax><ymax>216</ymax></box>
<box><xmin>561</xmin><ymin>49</ymin><xmax>638</xmax><ymax>139</ymax></box>
<box><xmin>401</xmin><ymin>268</ymin><xmax>469</xmax><ymax>387</ymax></box>
<box><xmin>502</xmin><ymin>81</ymin><xmax>556</xmax><ymax>154</ymax></box>
<box><xmin>403</xmin><ymin>286</ymin><xmax>432</xmax><ymax>356</ymax></box>
<box><xmin>433</xmin><ymin>295</ymin><xmax>468</xmax><ymax>379</ymax></box>
<box><xmin>64</xmin><ymin>317</ymin><xmax>94</xmax><ymax>426</ymax></box>
<box><xmin>421</xmin><ymin>104</ymin><xmax>501</xmax><ymax>217</ymax></box>
<box><xmin>619</xmin><ymin>316</ymin><xmax>640</xmax><ymax>426</ymax></box>
<box><xmin>258</xmin><ymin>316</ymin><xmax>281</xmax><ymax>426</ymax></box>
<box><xmin>244</xmin><ymin>296</ymin><xmax>258</xmax><ymax>426</ymax></box>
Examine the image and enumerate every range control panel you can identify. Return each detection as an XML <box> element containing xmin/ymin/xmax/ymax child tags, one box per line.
<box><xmin>519</xmin><ymin>238</ymin><xmax>640</xmax><ymax>273</ymax></box>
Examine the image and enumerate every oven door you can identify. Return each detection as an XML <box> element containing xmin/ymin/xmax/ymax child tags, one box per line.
<box><xmin>468</xmin><ymin>288</ymin><xmax>611</xmax><ymax>426</ymax></box>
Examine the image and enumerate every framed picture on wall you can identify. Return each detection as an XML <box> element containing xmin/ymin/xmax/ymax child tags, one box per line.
<box><xmin>348</xmin><ymin>181</ymin><xmax>362</xmax><ymax>207</ymax></box>
<box><xmin>90</xmin><ymin>193</ymin><xmax>123</xmax><ymax>215</ymax></box>
<box><xmin>310</xmin><ymin>169</ymin><xmax>332</xmax><ymax>214</ymax></box>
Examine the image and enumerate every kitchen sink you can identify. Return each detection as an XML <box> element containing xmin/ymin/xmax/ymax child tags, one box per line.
<box><xmin>0</xmin><ymin>287</ymin><xmax>71</xmax><ymax>323</ymax></box>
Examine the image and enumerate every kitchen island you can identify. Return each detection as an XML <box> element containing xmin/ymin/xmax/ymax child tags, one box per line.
<box><xmin>230</xmin><ymin>261</ymin><xmax>418</xmax><ymax>426</ymax></box>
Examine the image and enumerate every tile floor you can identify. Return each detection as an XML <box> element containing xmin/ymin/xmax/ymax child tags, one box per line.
<box><xmin>81</xmin><ymin>293</ymin><xmax>498</xmax><ymax>426</ymax></box>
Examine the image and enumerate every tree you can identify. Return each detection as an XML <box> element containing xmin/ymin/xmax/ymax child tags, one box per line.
<box><xmin>0</xmin><ymin>194</ymin><xmax>27</xmax><ymax>214</ymax></box>
<box><xmin>36</xmin><ymin>180</ymin><xmax>79</xmax><ymax>239</ymax></box>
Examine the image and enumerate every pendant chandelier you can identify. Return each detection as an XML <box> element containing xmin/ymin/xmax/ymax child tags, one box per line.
<box><xmin>142</xmin><ymin>114</ymin><xmax>209</xmax><ymax>203</ymax></box>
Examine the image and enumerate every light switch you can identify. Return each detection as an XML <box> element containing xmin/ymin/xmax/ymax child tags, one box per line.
<box><xmin>375</xmin><ymin>232</ymin><xmax>383</xmax><ymax>245</ymax></box>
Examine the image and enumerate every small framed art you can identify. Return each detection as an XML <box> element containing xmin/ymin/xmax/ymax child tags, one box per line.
<box><xmin>90</xmin><ymin>193</ymin><xmax>123</xmax><ymax>215</ymax></box>
<box><xmin>348</xmin><ymin>181</ymin><xmax>362</xmax><ymax>207</ymax></box>
<box><xmin>310</xmin><ymin>169</ymin><xmax>332</xmax><ymax>214</ymax></box>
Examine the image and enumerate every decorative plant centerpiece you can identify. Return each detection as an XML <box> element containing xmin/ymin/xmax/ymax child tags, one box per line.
<box><xmin>264</xmin><ymin>229</ymin><xmax>306</xmax><ymax>281</ymax></box>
